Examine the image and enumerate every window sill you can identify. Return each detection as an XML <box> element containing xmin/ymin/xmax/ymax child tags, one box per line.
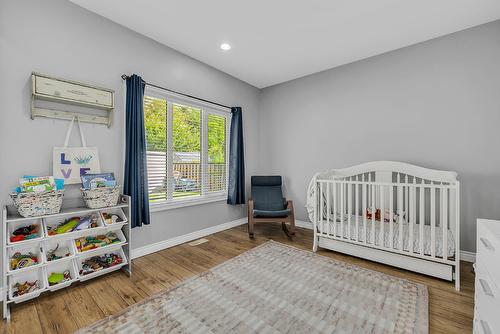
<box><xmin>149</xmin><ymin>194</ymin><xmax>227</xmax><ymax>212</ymax></box>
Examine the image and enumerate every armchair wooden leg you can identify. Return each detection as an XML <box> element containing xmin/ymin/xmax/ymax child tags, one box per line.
<box><xmin>281</xmin><ymin>222</ymin><xmax>290</xmax><ymax>237</ymax></box>
<box><xmin>248</xmin><ymin>217</ymin><xmax>254</xmax><ymax>238</ymax></box>
<box><xmin>282</xmin><ymin>221</ymin><xmax>295</xmax><ymax>238</ymax></box>
<box><xmin>247</xmin><ymin>200</ymin><xmax>255</xmax><ymax>239</ymax></box>
<box><xmin>289</xmin><ymin>217</ymin><xmax>296</xmax><ymax>236</ymax></box>
<box><xmin>283</xmin><ymin>200</ymin><xmax>296</xmax><ymax>237</ymax></box>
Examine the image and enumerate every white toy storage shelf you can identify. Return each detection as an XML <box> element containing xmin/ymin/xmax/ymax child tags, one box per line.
<box><xmin>2</xmin><ymin>195</ymin><xmax>131</xmax><ymax>320</ymax></box>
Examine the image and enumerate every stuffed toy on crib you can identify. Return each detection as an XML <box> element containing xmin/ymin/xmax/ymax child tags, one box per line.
<box><xmin>366</xmin><ymin>208</ymin><xmax>404</xmax><ymax>222</ymax></box>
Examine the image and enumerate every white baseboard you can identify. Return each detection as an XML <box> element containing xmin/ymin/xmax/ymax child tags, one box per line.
<box><xmin>460</xmin><ymin>251</ymin><xmax>476</xmax><ymax>263</ymax></box>
<box><xmin>130</xmin><ymin>218</ymin><xmax>247</xmax><ymax>259</ymax></box>
<box><xmin>295</xmin><ymin>219</ymin><xmax>313</xmax><ymax>229</ymax></box>
<box><xmin>295</xmin><ymin>220</ymin><xmax>476</xmax><ymax>263</ymax></box>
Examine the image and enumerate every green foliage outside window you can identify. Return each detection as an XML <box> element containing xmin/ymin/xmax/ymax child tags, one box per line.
<box><xmin>172</xmin><ymin>104</ymin><xmax>201</xmax><ymax>157</ymax></box>
<box><xmin>208</xmin><ymin>114</ymin><xmax>226</xmax><ymax>164</ymax></box>
<box><xmin>144</xmin><ymin>97</ymin><xmax>167</xmax><ymax>151</ymax></box>
<box><xmin>144</xmin><ymin>97</ymin><xmax>226</xmax><ymax>164</ymax></box>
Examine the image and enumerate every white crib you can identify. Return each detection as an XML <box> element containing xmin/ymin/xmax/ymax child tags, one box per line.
<box><xmin>306</xmin><ymin>161</ymin><xmax>460</xmax><ymax>290</ymax></box>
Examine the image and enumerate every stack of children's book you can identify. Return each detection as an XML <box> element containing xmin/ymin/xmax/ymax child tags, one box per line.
<box><xmin>81</xmin><ymin>173</ymin><xmax>116</xmax><ymax>190</ymax></box>
<box><xmin>14</xmin><ymin>176</ymin><xmax>64</xmax><ymax>194</ymax></box>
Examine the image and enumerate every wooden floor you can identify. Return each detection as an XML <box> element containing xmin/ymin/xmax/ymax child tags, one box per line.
<box><xmin>2</xmin><ymin>224</ymin><xmax>474</xmax><ymax>334</ymax></box>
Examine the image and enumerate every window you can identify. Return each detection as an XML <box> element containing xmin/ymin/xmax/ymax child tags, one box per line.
<box><xmin>144</xmin><ymin>88</ymin><xmax>230</xmax><ymax>210</ymax></box>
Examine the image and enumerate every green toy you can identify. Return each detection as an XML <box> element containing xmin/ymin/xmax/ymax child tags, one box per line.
<box><xmin>51</xmin><ymin>217</ymin><xmax>79</xmax><ymax>235</ymax></box>
<box><xmin>48</xmin><ymin>270</ymin><xmax>71</xmax><ymax>286</ymax></box>
<box><xmin>48</xmin><ymin>273</ymin><xmax>64</xmax><ymax>285</ymax></box>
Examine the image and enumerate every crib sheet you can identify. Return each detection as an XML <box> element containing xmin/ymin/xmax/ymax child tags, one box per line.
<box><xmin>316</xmin><ymin>217</ymin><xmax>455</xmax><ymax>258</ymax></box>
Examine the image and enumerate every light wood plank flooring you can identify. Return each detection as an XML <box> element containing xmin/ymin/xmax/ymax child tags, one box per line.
<box><xmin>2</xmin><ymin>224</ymin><xmax>474</xmax><ymax>334</ymax></box>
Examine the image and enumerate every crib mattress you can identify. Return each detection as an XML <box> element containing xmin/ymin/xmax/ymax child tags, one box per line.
<box><xmin>316</xmin><ymin>218</ymin><xmax>455</xmax><ymax>258</ymax></box>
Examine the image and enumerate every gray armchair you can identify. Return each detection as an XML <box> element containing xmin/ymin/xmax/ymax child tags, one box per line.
<box><xmin>247</xmin><ymin>176</ymin><xmax>295</xmax><ymax>238</ymax></box>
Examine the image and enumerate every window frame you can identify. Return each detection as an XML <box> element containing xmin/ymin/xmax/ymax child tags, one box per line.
<box><xmin>144</xmin><ymin>86</ymin><xmax>231</xmax><ymax>212</ymax></box>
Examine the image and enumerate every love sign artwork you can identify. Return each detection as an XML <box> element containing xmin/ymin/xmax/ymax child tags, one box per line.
<box><xmin>53</xmin><ymin>147</ymin><xmax>101</xmax><ymax>184</ymax></box>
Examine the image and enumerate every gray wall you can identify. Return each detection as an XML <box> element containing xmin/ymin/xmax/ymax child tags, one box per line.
<box><xmin>0</xmin><ymin>0</ymin><xmax>261</xmax><ymax>249</ymax></box>
<box><xmin>259</xmin><ymin>20</ymin><xmax>500</xmax><ymax>253</ymax></box>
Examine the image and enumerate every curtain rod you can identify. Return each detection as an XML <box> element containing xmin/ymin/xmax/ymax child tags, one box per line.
<box><xmin>121</xmin><ymin>74</ymin><xmax>231</xmax><ymax>110</ymax></box>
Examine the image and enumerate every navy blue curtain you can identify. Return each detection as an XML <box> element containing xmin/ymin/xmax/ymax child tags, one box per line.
<box><xmin>124</xmin><ymin>74</ymin><xmax>151</xmax><ymax>227</ymax></box>
<box><xmin>227</xmin><ymin>107</ymin><xmax>245</xmax><ymax>205</ymax></box>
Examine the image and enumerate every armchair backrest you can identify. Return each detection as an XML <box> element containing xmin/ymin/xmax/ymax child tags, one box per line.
<box><xmin>251</xmin><ymin>176</ymin><xmax>286</xmax><ymax>211</ymax></box>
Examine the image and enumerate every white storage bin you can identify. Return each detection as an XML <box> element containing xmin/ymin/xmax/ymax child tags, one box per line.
<box><xmin>45</xmin><ymin>259</ymin><xmax>78</xmax><ymax>292</ymax></box>
<box><xmin>44</xmin><ymin>212</ymin><xmax>104</xmax><ymax>239</ymax></box>
<box><xmin>9</xmin><ymin>268</ymin><xmax>46</xmax><ymax>303</ymax></box>
<box><xmin>8</xmin><ymin>243</ymin><xmax>44</xmax><ymax>274</ymax></box>
<box><xmin>74</xmin><ymin>229</ymin><xmax>127</xmax><ymax>255</ymax></box>
<box><xmin>7</xmin><ymin>219</ymin><xmax>44</xmax><ymax>246</ymax></box>
<box><xmin>100</xmin><ymin>207</ymin><xmax>128</xmax><ymax>227</ymax></box>
<box><xmin>42</xmin><ymin>239</ymin><xmax>76</xmax><ymax>264</ymax></box>
<box><xmin>76</xmin><ymin>247</ymin><xmax>127</xmax><ymax>282</ymax></box>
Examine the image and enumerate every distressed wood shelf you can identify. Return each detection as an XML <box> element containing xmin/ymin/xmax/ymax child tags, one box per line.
<box><xmin>31</xmin><ymin>72</ymin><xmax>115</xmax><ymax>127</ymax></box>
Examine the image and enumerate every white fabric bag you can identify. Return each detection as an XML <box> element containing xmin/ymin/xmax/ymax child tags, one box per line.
<box><xmin>53</xmin><ymin>117</ymin><xmax>101</xmax><ymax>184</ymax></box>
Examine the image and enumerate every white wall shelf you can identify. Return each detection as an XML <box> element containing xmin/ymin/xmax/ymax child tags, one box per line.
<box><xmin>31</xmin><ymin>73</ymin><xmax>115</xmax><ymax>127</ymax></box>
<box><xmin>2</xmin><ymin>195</ymin><xmax>131</xmax><ymax>320</ymax></box>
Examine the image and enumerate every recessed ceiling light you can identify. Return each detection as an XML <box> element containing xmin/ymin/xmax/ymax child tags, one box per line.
<box><xmin>220</xmin><ymin>43</ymin><xmax>231</xmax><ymax>51</ymax></box>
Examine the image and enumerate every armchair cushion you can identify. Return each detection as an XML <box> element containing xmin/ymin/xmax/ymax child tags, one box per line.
<box><xmin>251</xmin><ymin>176</ymin><xmax>287</xmax><ymax>212</ymax></box>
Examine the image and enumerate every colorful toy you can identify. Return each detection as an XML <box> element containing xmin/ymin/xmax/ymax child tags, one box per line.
<box><xmin>366</xmin><ymin>208</ymin><xmax>403</xmax><ymax>222</ymax></box>
<box><xmin>46</xmin><ymin>243</ymin><xmax>71</xmax><ymax>261</ymax></box>
<box><xmin>53</xmin><ymin>217</ymin><xmax>79</xmax><ymax>234</ymax></box>
<box><xmin>12</xmin><ymin>280</ymin><xmax>39</xmax><ymax>297</ymax></box>
<box><xmin>102</xmin><ymin>213</ymin><xmax>123</xmax><ymax>225</ymax></box>
<box><xmin>48</xmin><ymin>270</ymin><xmax>71</xmax><ymax>286</ymax></box>
<box><xmin>47</xmin><ymin>214</ymin><xmax>98</xmax><ymax>236</ymax></box>
<box><xmin>74</xmin><ymin>215</ymin><xmax>97</xmax><ymax>230</ymax></box>
<box><xmin>79</xmin><ymin>253</ymin><xmax>123</xmax><ymax>276</ymax></box>
<box><xmin>10</xmin><ymin>252</ymin><xmax>39</xmax><ymax>270</ymax></box>
<box><xmin>75</xmin><ymin>232</ymin><xmax>120</xmax><ymax>252</ymax></box>
<box><xmin>10</xmin><ymin>224</ymin><xmax>39</xmax><ymax>242</ymax></box>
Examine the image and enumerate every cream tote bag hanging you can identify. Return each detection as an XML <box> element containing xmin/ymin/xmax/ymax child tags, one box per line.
<box><xmin>53</xmin><ymin>117</ymin><xmax>101</xmax><ymax>184</ymax></box>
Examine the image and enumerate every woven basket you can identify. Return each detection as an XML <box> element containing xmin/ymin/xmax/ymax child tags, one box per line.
<box><xmin>10</xmin><ymin>190</ymin><xmax>65</xmax><ymax>218</ymax></box>
<box><xmin>81</xmin><ymin>186</ymin><xmax>120</xmax><ymax>209</ymax></box>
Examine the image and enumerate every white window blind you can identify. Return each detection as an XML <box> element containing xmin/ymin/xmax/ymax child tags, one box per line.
<box><xmin>144</xmin><ymin>89</ymin><xmax>230</xmax><ymax>209</ymax></box>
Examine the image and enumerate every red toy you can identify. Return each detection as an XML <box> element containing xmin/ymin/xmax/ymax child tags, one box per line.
<box><xmin>10</xmin><ymin>224</ymin><xmax>39</xmax><ymax>242</ymax></box>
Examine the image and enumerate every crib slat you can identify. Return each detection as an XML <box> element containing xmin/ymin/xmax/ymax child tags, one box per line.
<box><xmin>326</xmin><ymin>182</ymin><xmax>331</xmax><ymax>236</ymax></box>
<box><xmin>348</xmin><ymin>181</ymin><xmax>352</xmax><ymax>240</ymax></box>
<box><xmin>389</xmin><ymin>184</ymin><xmax>394</xmax><ymax>249</ymax></box>
<box><xmin>405</xmin><ymin>175</ymin><xmax>409</xmax><ymax>212</ymax></box>
<box><xmin>405</xmin><ymin>175</ymin><xmax>409</xmax><ymax>252</ymax></box>
<box><xmin>409</xmin><ymin>177</ymin><xmax>415</xmax><ymax>253</ymax></box>
<box><xmin>419</xmin><ymin>182</ymin><xmax>425</xmax><ymax>255</ymax></box>
<box><xmin>340</xmin><ymin>182</ymin><xmax>344</xmax><ymax>239</ymax></box>
<box><xmin>442</xmin><ymin>188</ymin><xmax>448</xmax><ymax>260</ymax></box>
<box><xmin>368</xmin><ymin>174</ymin><xmax>371</xmax><ymax>208</ymax></box>
<box><xmin>371</xmin><ymin>177</ymin><xmax>376</xmax><ymax>245</ymax></box>
<box><xmin>355</xmin><ymin>176</ymin><xmax>359</xmax><ymax>242</ymax></box>
<box><xmin>320</xmin><ymin>182</ymin><xmax>324</xmax><ymax>235</ymax></box>
<box><xmin>333</xmin><ymin>181</ymin><xmax>337</xmax><ymax>238</ymax></box>
<box><xmin>398</xmin><ymin>174</ymin><xmax>404</xmax><ymax>251</ymax></box>
<box><xmin>314</xmin><ymin>182</ymin><xmax>318</xmax><ymax>238</ymax></box>
<box><xmin>431</xmin><ymin>186</ymin><xmax>436</xmax><ymax>257</ymax></box>
<box><xmin>362</xmin><ymin>175</ymin><xmax>367</xmax><ymax>244</ymax></box>
<box><xmin>379</xmin><ymin>185</ymin><xmax>384</xmax><ymax>247</ymax></box>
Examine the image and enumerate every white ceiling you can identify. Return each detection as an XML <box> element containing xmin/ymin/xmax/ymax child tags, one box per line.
<box><xmin>69</xmin><ymin>0</ymin><xmax>500</xmax><ymax>88</ymax></box>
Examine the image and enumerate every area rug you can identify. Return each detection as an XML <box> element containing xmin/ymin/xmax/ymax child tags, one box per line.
<box><xmin>77</xmin><ymin>241</ymin><xmax>428</xmax><ymax>334</ymax></box>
